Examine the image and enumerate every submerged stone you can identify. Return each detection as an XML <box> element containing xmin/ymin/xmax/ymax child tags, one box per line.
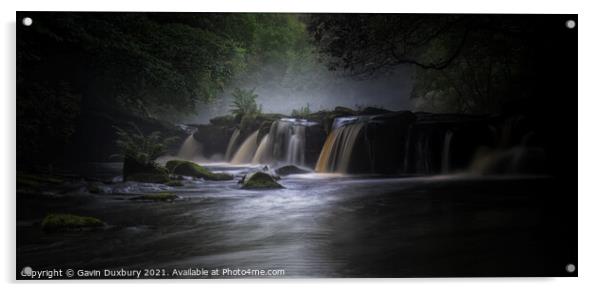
<box><xmin>241</xmin><ymin>171</ymin><xmax>283</xmax><ymax>189</ymax></box>
<box><xmin>165</xmin><ymin>160</ymin><xmax>233</xmax><ymax>181</ymax></box>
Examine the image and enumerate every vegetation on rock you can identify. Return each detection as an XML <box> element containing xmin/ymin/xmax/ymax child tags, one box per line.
<box><xmin>241</xmin><ymin>172</ymin><xmax>283</xmax><ymax>189</ymax></box>
<box><xmin>41</xmin><ymin>213</ymin><xmax>104</xmax><ymax>232</ymax></box>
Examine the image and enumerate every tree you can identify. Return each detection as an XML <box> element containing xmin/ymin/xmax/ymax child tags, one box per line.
<box><xmin>307</xmin><ymin>14</ymin><xmax>535</xmax><ymax>114</ymax></box>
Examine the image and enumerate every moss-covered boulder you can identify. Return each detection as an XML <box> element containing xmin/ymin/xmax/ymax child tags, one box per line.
<box><xmin>123</xmin><ymin>157</ymin><xmax>170</xmax><ymax>183</ymax></box>
<box><xmin>130</xmin><ymin>192</ymin><xmax>178</xmax><ymax>202</ymax></box>
<box><xmin>241</xmin><ymin>172</ymin><xmax>283</xmax><ymax>189</ymax></box>
<box><xmin>41</xmin><ymin>213</ymin><xmax>105</xmax><ymax>232</ymax></box>
<box><xmin>275</xmin><ymin>165</ymin><xmax>311</xmax><ymax>176</ymax></box>
<box><xmin>165</xmin><ymin>160</ymin><xmax>233</xmax><ymax>181</ymax></box>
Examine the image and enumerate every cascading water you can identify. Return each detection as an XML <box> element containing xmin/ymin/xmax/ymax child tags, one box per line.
<box><xmin>178</xmin><ymin>134</ymin><xmax>205</xmax><ymax>161</ymax></box>
<box><xmin>441</xmin><ymin>130</ymin><xmax>454</xmax><ymax>173</ymax></box>
<box><xmin>230</xmin><ymin>130</ymin><xmax>259</xmax><ymax>164</ymax></box>
<box><xmin>224</xmin><ymin>128</ymin><xmax>240</xmax><ymax>162</ymax></box>
<box><xmin>315</xmin><ymin>117</ymin><xmax>367</xmax><ymax>173</ymax></box>
<box><xmin>286</xmin><ymin>125</ymin><xmax>305</xmax><ymax>165</ymax></box>
<box><xmin>251</xmin><ymin>119</ymin><xmax>311</xmax><ymax>166</ymax></box>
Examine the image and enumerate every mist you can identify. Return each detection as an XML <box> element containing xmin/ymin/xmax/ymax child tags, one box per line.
<box><xmin>182</xmin><ymin>64</ymin><xmax>414</xmax><ymax>124</ymax></box>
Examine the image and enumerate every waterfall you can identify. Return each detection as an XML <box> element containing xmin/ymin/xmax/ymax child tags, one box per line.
<box><xmin>252</xmin><ymin>122</ymin><xmax>277</xmax><ymax>164</ymax></box>
<box><xmin>230</xmin><ymin>130</ymin><xmax>259</xmax><ymax>164</ymax></box>
<box><xmin>441</xmin><ymin>130</ymin><xmax>454</xmax><ymax>173</ymax></box>
<box><xmin>286</xmin><ymin>125</ymin><xmax>306</xmax><ymax>165</ymax></box>
<box><xmin>178</xmin><ymin>134</ymin><xmax>205</xmax><ymax>161</ymax></box>
<box><xmin>315</xmin><ymin>120</ymin><xmax>366</xmax><ymax>173</ymax></box>
<box><xmin>224</xmin><ymin>128</ymin><xmax>240</xmax><ymax>162</ymax></box>
<box><xmin>251</xmin><ymin>119</ymin><xmax>310</xmax><ymax>166</ymax></box>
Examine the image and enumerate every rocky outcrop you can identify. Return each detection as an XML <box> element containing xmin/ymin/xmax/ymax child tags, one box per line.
<box><xmin>165</xmin><ymin>160</ymin><xmax>233</xmax><ymax>181</ymax></box>
<box><xmin>275</xmin><ymin>165</ymin><xmax>312</xmax><ymax>176</ymax></box>
<box><xmin>241</xmin><ymin>171</ymin><xmax>283</xmax><ymax>189</ymax></box>
<box><xmin>123</xmin><ymin>157</ymin><xmax>170</xmax><ymax>183</ymax></box>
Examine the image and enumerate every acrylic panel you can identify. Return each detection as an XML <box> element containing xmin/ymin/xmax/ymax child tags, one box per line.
<box><xmin>16</xmin><ymin>12</ymin><xmax>577</xmax><ymax>279</ymax></box>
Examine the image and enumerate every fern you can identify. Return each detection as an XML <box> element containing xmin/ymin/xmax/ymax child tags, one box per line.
<box><xmin>112</xmin><ymin>123</ymin><xmax>179</xmax><ymax>165</ymax></box>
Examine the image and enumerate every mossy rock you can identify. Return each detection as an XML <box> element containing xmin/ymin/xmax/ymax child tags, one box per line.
<box><xmin>166</xmin><ymin>160</ymin><xmax>233</xmax><ymax>181</ymax></box>
<box><xmin>241</xmin><ymin>172</ymin><xmax>283</xmax><ymax>189</ymax></box>
<box><xmin>41</xmin><ymin>213</ymin><xmax>105</xmax><ymax>232</ymax></box>
<box><xmin>130</xmin><ymin>192</ymin><xmax>178</xmax><ymax>202</ymax></box>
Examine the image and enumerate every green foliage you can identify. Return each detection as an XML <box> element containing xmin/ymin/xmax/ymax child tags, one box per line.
<box><xmin>113</xmin><ymin>123</ymin><xmax>179</xmax><ymax>166</ymax></box>
<box><xmin>291</xmin><ymin>103</ymin><xmax>312</xmax><ymax>118</ymax></box>
<box><xmin>41</xmin><ymin>213</ymin><xmax>104</xmax><ymax>232</ymax></box>
<box><xmin>230</xmin><ymin>88</ymin><xmax>262</xmax><ymax>117</ymax></box>
<box><xmin>308</xmin><ymin>15</ymin><xmax>534</xmax><ymax>114</ymax></box>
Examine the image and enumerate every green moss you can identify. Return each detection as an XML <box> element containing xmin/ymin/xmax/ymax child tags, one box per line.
<box><xmin>165</xmin><ymin>180</ymin><xmax>184</xmax><ymax>187</ymax></box>
<box><xmin>131</xmin><ymin>192</ymin><xmax>178</xmax><ymax>202</ymax></box>
<box><xmin>241</xmin><ymin>172</ymin><xmax>283</xmax><ymax>189</ymax></box>
<box><xmin>41</xmin><ymin>213</ymin><xmax>105</xmax><ymax>232</ymax></box>
<box><xmin>166</xmin><ymin>160</ymin><xmax>233</xmax><ymax>181</ymax></box>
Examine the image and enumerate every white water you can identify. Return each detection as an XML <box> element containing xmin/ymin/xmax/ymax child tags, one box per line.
<box><xmin>231</xmin><ymin>130</ymin><xmax>259</xmax><ymax>164</ymax></box>
<box><xmin>286</xmin><ymin>125</ymin><xmax>305</xmax><ymax>165</ymax></box>
<box><xmin>177</xmin><ymin>134</ymin><xmax>206</xmax><ymax>161</ymax></box>
<box><xmin>225</xmin><ymin>129</ymin><xmax>241</xmax><ymax>162</ymax></box>
<box><xmin>250</xmin><ymin>119</ymin><xmax>308</xmax><ymax>166</ymax></box>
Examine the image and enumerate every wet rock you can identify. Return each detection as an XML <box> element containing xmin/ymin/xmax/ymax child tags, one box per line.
<box><xmin>241</xmin><ymin>171</ymin><xmax>283</xmax><ymax>189</ymax></box>
<box><xmin>165</xmin><ymin>160</ymin><xmax>233</xmax><ymax>181</ymax></box>
<box><xmin>275</xmin><ymin>165</ymin><xmax>311</xmax><ymax>176</ymax></box>
<box><xmin>123</xmin><ymin>157</ymin><xmax>170</xmax><ymax>183</ymax></box>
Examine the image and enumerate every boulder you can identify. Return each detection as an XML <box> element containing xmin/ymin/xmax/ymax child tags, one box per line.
<box><xmin>275</xmin><ymin>165</ymin><xmax>312</xmax><ymax>176</ymax></box>
<box><xmin>165</xmin><ymin>160</ymin><xmax>233</xmax><ymax>181</ymax></box>
<box><xmin>241</xmin><ymin>171</ymin><xmax>283</xmax><ymax>189</ymax></box>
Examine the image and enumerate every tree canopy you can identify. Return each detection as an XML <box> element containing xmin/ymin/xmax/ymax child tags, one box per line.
<box><xmin>307</xmin><ymin>14</ymin><xmax>540</xmax><ymax>114</ymax></box>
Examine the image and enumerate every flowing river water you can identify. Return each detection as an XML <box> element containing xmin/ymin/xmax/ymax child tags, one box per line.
<box><xmin>17</xmin><ymin>163</ymin><xmax>574</xmax><ymax>277</ymax></box>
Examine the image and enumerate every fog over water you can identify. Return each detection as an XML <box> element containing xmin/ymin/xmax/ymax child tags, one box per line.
<box><xmin>184</xmin><ymin>65</ymin><xmax>414</xmax><ymax>124</ymax></box>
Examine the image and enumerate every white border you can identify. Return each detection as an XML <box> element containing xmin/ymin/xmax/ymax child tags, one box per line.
<box><xmin>2</xmin><ymin>0</ymin><xmax>600</xmax><ymax>291</ymax></box>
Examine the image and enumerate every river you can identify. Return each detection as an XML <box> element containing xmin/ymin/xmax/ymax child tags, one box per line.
<box><xmin>17</xmin><ymin>163</ymin><xmax>575</xmax><ymax>278</ymax></box>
